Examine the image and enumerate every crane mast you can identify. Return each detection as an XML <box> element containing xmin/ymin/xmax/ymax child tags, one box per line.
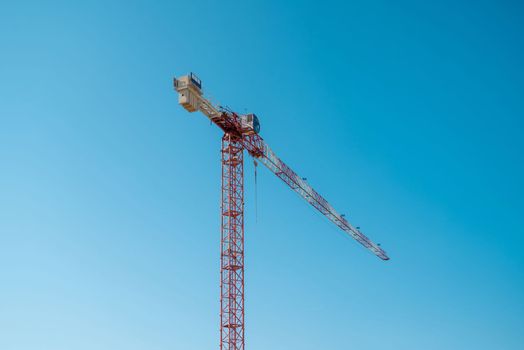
<box><xmin>174</xmin><ymin>72</ymin><xmax>389</xmax><ymax>350</ymax></box>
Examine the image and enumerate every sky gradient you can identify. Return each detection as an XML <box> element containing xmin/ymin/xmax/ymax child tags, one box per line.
<box><xmin>1</xmin><ymin>1</ymin><xmax>523</xmax><ymax>349</ymax></box>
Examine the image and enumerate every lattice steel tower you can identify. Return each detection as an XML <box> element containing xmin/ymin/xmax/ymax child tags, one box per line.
<box><xmin>174</xmin><ymin>73</ymin><xmax>389</xmax><ymax>350</ymax></box>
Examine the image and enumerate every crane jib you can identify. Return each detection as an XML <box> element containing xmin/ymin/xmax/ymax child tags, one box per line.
<box><xmin>174</xmin><ymin>73</ymin><xmax>389</xmax><ymax>260</ymax></box>
<box><xmin>241</xmin><ymin>134</ymin><xmax>389</xmax><ymax>260</ymax></box>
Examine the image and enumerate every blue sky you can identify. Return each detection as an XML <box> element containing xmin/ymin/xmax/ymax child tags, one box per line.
<box><xmin>1</xmin><ymin>0</ymin><xmax>523</xmax><ymax>349</ymax></box>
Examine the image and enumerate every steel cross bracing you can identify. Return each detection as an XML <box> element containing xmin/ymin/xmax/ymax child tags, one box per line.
<box><xmin>220</xmin><ymin>134</ymin><xmax>245</xmax><ymax>350</ymax></box>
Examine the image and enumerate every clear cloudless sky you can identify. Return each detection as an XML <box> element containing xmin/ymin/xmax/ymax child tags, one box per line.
<box><xmin>1</xmin><ymin>0</ymin><xmax>523</xmax><ymax>349</ymax></box>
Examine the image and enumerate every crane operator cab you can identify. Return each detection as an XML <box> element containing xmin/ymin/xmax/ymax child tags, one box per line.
<box><xmin>240</xmin><ymin>113</ymin><xmax>260</xmax><ymax>135</ymax></box>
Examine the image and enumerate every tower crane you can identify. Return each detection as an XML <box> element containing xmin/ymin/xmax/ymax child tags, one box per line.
<box><xmin>173</xmin><ymin>72</ymin><xmax>389</xmax><ymax>350</ymax></box>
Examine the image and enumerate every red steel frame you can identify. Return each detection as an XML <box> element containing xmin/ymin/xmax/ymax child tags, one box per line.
<box><xmin>174</xmin><ymin>75</ymin><xmax>389</xmax><ymax>350</ymax></box>
<box><xmin>220</xmin><ymin>133</ymin><xmax>245</xmax><ymax>350</ymax></box>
